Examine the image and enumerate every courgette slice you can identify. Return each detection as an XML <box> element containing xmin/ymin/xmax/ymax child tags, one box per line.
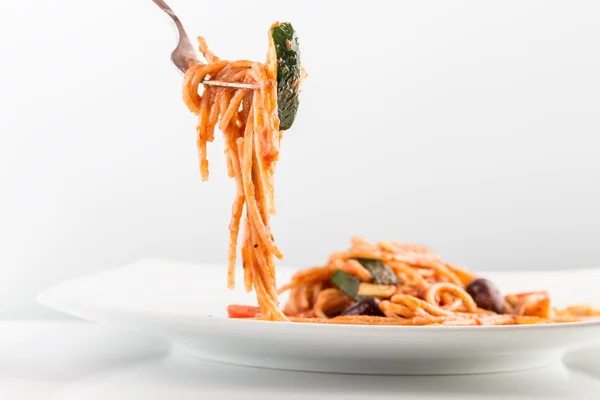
<box><xmin>330</xmin><ymin>270</ymin><xmax>363</xmax><ymax>301</ymax></box>
<box><xmin>269</xmin><ymin>22</ymin><xmax>301</xmax><ymax>131</ymax></box>
<box><xmin>357</xmin><ymin>283</ymin><xmax>396</xmax><ymax>298</ymax></box>
<box><xmin>356</xmin><ymin>258</ymin><xmax>400</xmax><ymax>285</ymax></box>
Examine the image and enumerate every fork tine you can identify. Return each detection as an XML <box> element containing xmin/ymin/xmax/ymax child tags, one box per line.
<box><xmin>203</xmin><ymin>80</ymin><xmax>259</xmax><ymax>90</ymax></box>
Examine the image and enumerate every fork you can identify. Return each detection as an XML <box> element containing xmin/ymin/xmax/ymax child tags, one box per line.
<box><xmin>152</xmin><ymin>0</ymin><xmax>259</xmax><ymax>90</ymax></box>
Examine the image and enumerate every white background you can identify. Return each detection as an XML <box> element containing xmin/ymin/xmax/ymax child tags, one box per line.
<box><xmin>1</xmin><ymin>0</ymin><xmax>599</xmax><ymax>319</ymax></box>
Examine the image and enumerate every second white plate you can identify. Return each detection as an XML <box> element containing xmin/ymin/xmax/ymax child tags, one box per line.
<box><xmin>37</xmin><ymin>259</ymin><xmax>600</xmax><ymax>375</ymax></box>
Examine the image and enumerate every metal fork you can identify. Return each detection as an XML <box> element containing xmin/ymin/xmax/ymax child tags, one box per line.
<box><xmin>152</xmin><ymin>0</ymin><xmax>259</xmax><ymax>90</ymax></box>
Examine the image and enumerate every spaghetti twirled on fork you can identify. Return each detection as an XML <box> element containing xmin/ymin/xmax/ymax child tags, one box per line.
<box><xmin>183</xmin><ymin>21</ymin><xmax>306</xmax><ymax>321</ymax></box>
<box><xmin>182</xmin><ymin>27</ymin><xmax>295</xmax><ymax>321</ymax></box>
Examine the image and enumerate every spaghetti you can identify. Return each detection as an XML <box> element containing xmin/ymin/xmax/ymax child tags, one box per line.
<box><xmin>181</xmin><ymin>24</ymin><xmax>598</xmax><ymax>326</ymax></box>
<box><xmin>183</xmin><ymin>25</ymin><xmax>300</xmax><ymax>321</ymax></box>
<box><xmin>228</xmin><ymin>237</ymin><xmax>600</xmax><ymax>325</ymax></box>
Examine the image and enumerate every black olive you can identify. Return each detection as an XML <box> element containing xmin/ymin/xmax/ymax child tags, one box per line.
<box><xmin>466</xmin><ymin>278</ymin><xmax>505</xmax><ymax>314</ymax></box>
<box><xmin>341</xmin><ymin>297</ymin><xmax>385</xmax><ymax>317</ymax></box>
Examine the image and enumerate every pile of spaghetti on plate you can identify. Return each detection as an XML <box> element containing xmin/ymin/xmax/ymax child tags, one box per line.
<box><xmin>228</xmin><ymin>237</ymin><xmax>600</xmax><ymax>325</ymax></box>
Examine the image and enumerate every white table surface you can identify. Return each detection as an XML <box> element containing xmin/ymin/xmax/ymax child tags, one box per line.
<box><xmin>1</xmin><ymin>321</ymin><xmax>600</xmax><ymax>400</ymax></box>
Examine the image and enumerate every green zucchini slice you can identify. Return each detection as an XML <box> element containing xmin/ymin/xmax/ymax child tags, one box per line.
<box><xmin>269</xmin><ymin>22</ymin><xmax>301</xmax><ymax>131</ymax></box>
<box><xmin>356</xmin><ymin>258</ymin><xmax>400</xmax><ymax>285</ymax></box>
<box><xmin>330</xmin><ymin>270</ymin><xmax>363</xmax><ymax>301</ymax></box>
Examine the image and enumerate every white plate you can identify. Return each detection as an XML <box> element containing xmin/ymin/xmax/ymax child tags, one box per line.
<box><xmin>38</xmin><ymin>259</ymin><xmax>600</xmax><ymax>375</ymax></box>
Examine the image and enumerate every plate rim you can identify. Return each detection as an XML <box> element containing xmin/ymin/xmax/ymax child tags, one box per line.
<box><xmin>37</xmin><ymin>290</ymin><xmax>600</xmax><ymax>333</ymax></box>
<box><xmin>36</xmin><ymin>258</ymin><xmax>600</xmax><ymax>332</ymax></box>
